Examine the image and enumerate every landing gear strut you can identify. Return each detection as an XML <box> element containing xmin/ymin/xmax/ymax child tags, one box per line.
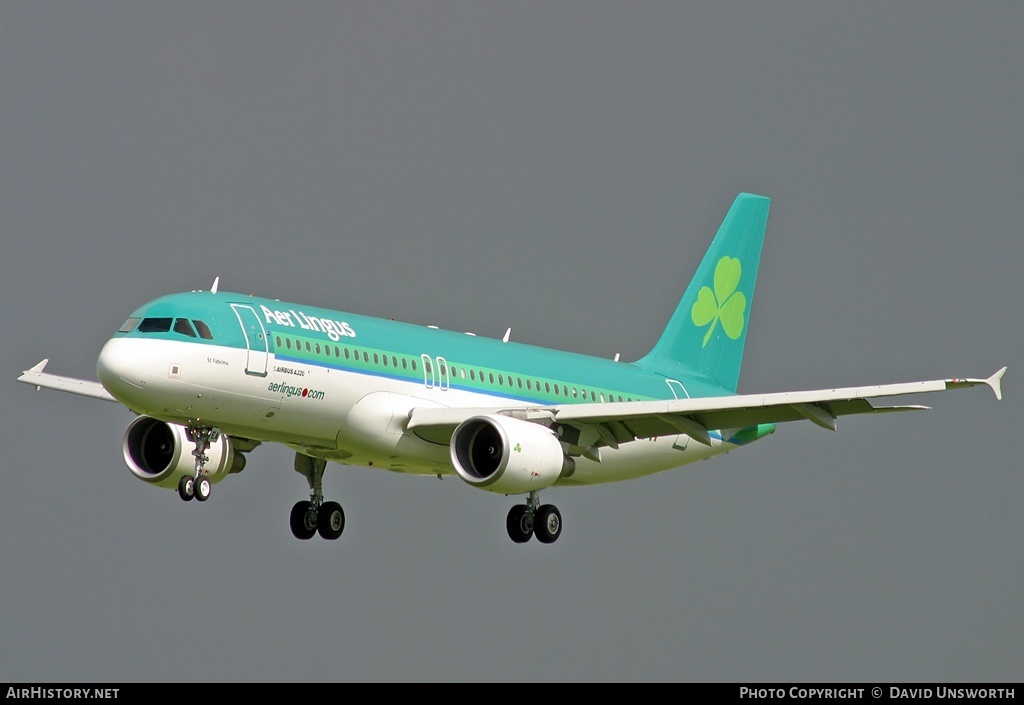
<box><xmin>291</xmin><ymin>453</ymin><xmax>345</xmax><ymax>541</ymax></box>
<box><xmin>177</xmin><ymin>426</ymin><xmax>219</xmax><ymax>502</ymax></box>
<box><xmin>506</xmin><ymin>491</ymin><xmax>562</xmax><ymax>544</ymax></box>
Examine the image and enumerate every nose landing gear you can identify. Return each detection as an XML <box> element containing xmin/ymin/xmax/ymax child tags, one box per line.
<box><xmin>177</xmin><ymin>426</ymin><xmax>219</xmax><ymax>502</ymax></box>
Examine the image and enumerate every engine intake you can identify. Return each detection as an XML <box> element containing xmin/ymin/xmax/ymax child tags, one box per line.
<box><xmin>122</xmin><ymin>416</ymin><xmax>245</xmax><ymax>489</ymax></box>
<box><xmin>450</xmin><ymin>414</ymin><xmax>572</xmax><ymax>494</ymax></box>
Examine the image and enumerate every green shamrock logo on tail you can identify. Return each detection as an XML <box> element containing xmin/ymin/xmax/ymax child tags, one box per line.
<box><xmin>691</xmin><ymin>256</ymin><xmax>746</xmax><ymax>347</ymax></box>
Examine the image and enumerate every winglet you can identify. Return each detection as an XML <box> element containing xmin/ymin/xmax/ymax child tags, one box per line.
<box><xmin>985</xmin><ymin>366</ymin><xmax>1006</xmax><ymax>401</ymax></box>
<box><xmin>26</xmin><ymin>358</ymin><xmax>49</xmax><ymax>390</ymax></box>
<box><xmin>944</xmin><ymin>367</ymin><xmax>1006</xmax><ymax>400</ymax></box>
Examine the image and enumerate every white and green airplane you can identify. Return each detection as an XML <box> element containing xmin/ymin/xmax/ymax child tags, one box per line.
<box><xmin>18</xmin><ymin>194</ymin><xmax>1005</xmax><ymax>544</ymax></box>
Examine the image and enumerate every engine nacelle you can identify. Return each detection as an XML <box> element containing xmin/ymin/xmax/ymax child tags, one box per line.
<box><xmin>450</xmin><ymin>414</ymin><xmax>572</xmax><ymax>494</ymax></box>
<box><xmin>122</xmin><ymin>416</ymin><xmax>245</xmax><ymax>489</ymax></box>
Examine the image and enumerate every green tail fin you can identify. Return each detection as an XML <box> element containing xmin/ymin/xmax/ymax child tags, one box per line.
<box><xmin>637</xmin><ymin>193</ymin><xmax>770</xmax><ymax>392</ymax></box>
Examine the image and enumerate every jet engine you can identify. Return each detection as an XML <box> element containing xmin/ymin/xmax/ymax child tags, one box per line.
<box><xmin>450</xmin><ymin>414</ymin><xmax>573</xmax><ymax>494</ymax></box>
<box><xmin>122</xmin><ymin>416</ymin><xmax>245</xmax><ymax>489</ymax></box>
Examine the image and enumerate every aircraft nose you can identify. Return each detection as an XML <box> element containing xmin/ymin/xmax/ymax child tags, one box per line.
<box><xmin>96</xmin><ymin>337</ymin><xmax>149</xmax><ymax>401</ymax></box>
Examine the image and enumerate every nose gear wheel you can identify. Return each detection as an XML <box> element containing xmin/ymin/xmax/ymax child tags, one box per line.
<box><xmin>176</xmin><ymin>426</ymin><xmax>220</xmax><ymax>502</ymax></box>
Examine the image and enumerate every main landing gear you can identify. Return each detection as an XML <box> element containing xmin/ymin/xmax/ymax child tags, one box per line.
<box><xmin>290</xmin><ymin>453</ymin><xmax>345</xmax><ymax>541</ymax></box>
<box><xmin>177</xmin><ymin>426</ymin><xmax>218</xmax><ymax>503</ymax></box>
<box><xmin>506</xmin><ymin>490</ymin><xmax>562</xmax><ymax>544</ymax></box>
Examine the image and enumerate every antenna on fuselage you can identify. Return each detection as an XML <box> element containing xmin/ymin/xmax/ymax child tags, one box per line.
<box><xmin>502</xmin><ymin>328</ymin><xmax>511</xmax><ymax>343</ymax></box>
<box><xmin>210</xmin><ymin>276</ymin><xmax>220</xmax><ymax>294</ymax></box>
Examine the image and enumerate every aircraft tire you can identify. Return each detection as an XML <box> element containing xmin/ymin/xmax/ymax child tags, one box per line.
<box><xmin>506</xmin><ymin>505</ymin><xmax>533</xmax><ymax>544</ymax></box>
<box><xmin>290</xmin><ymin>501</ymin><xmax>317</xmax><ymax>540</ymax></box>
<box><xmin>317</xmin><ymin>501</ymin><xmax>345</xmax><ymax>540</ymax></box>
<box><xmin>534</xmin><ymin>505</ymin><xmax>562</xmax><ymax>544</ymax></box>
<box><xmin>194</xmin><ymin>476</ymin><xmax>212</xmax><ymax>502</ymax></box>
<box><xmin>177</xmin><ymin>476</ymin><xmax>194</xmax><ymax>502</ymax></box>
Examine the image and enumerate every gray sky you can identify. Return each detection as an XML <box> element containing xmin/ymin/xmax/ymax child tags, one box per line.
<box><xmin>1</xmin><ymin>2</ymin><xmax>1020</xmax><ymax>682</ymax></box>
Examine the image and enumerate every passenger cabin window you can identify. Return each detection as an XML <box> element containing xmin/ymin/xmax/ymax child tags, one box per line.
<box><xmin>173</xmin><ymin>319</ymin><xmax>197</xmax><ymax>337</ymax></box>
<box><xmin>138</xmin><ymin>317</ymin><xmax>172</xmax><ymax>333</ymax></box>
<box><xmin>118</xmin><ymin>317</ymin><xmax>141</xmax><ymax>333</ymax></box>
<box><xmin>192</xmin><ymin>320</ymin><xmax>214</xmax><ymax>340</ymax></box>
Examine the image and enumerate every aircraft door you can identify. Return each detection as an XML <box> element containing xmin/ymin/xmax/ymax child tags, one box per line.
<box><xmin>230</xmin><ymin>304</ymin><xmax>270</xmax><ymax>377</ymax></box>
<box><xmin>421</xmin><ymin>355</ymin><xmax>449</xmax><ymax>391</ymax></box>
<box><xmin>665</xmin><ymin>379</ymin><xmax>690</xmax><ymax>451</ymax></box>
<box><xmin>421</xmin><ymin>354</ymin><xmax>434</xmax><ymax>389</ymax></box>
<box><xmin>436</xmin><ymin>356</ymin><xmax>450</xmax><ymax>391</ymax></box>
<box><xmin>665</xmin><ymin>379</ymin><xmax>689</xmax><ymax>400</ymax></box>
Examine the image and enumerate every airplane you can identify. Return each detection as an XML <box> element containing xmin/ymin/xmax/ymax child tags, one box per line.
<box><xmin>17</xmin><ymin>193</ymin><xmax>1006</xmax><ymax>544</ymax></box>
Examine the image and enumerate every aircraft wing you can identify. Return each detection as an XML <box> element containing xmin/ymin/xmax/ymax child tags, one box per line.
<box><xmin>407</xmin><ymin>368</ymin><xmax>1006</xmax><ymax>449</ymax></box>
<box><xmin>17</xmin><ymin>359</ymin><xmax>117</xmax><ymax>402</ymax></box>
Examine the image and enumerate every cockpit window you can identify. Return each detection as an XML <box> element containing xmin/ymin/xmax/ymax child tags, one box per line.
<box><xmin>173</xmin><ymin>318</ymin><xmax>197</xmax><ymax>337</ymax></box>
<box><xmin>192</xmin><ymin>320</ymin><xmax>214</xmax><ymax>340</ymax></box>
<box><xmin>137</xmin><ymin>317</ymin><xmax>172</xmax><ymax>333</ymax></box>
<box><xmin>118</xmin><ymin>317</ymin><xmax>141</xmax><ymax>333</ymax></box>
